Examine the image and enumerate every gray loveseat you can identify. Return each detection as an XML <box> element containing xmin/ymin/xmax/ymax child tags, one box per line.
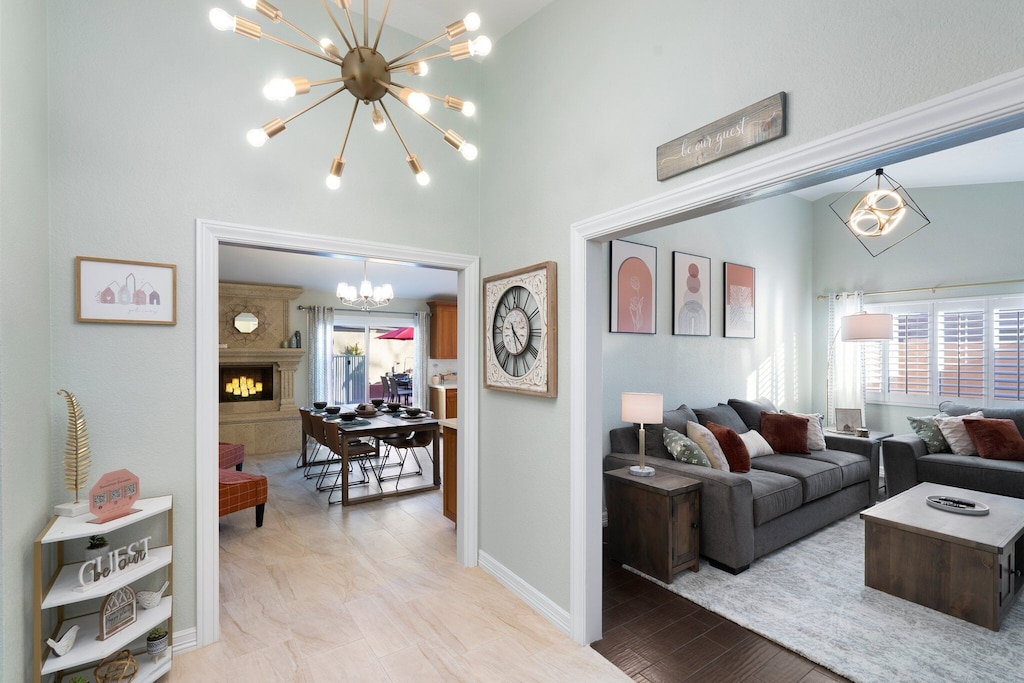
<box><xmin>604</xmin><ymin>399</ymin><xmax>877</xmax><ymax>573</ymax></box>
<box><xmin>883</xmin><ymin>401</ymin><xmax>1024</xmax><ymax>498</ymax></box>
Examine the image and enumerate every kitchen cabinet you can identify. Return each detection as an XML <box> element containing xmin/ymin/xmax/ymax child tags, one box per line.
<box><xmin>33</xmin><ymin>496</ymin><xmax>173</xmax><ymax>682</ymax></box>
<box><xmin>441</xmin><ymin>420</ymin><xmax>457</xmax><ymax>525</ymax></box>
<box><xmin>429</xmin><ymin>386</ymin><xmax>458</xmax><ymax>420</ymax></box>
<box><xmin>428</xmin><ymin>300</ymin><xmax>458</xmax><ymax>359</ymax></box>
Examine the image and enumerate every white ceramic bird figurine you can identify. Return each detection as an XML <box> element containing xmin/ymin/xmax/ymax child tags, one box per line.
<box><xmin>46</xmin><ymin>624</ymin><xmax>79</xmax><ymax>657</ymax></box>
<box><xmin>137</xmin><ymin>580</ymin><xmax>169</xmax><ymax>609</ymax></box>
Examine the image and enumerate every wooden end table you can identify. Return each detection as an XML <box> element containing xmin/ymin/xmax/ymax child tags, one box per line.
<box><xmin>604</xmin><ymin>467</ymin><xmax>701</xmax><ymax>583</ymax></box>
<box><xmin>861</xmin><ymin>482</ymin><xmax>1024</xmax><ymax>630</ymax></box>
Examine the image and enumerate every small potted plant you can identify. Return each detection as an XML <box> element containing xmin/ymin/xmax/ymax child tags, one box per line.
<box><xmin>146</xmin><ymin>626</ymin><xmax>168</xmax><ymax>656</ymax></box>
<box><xmin>68</xmin><ymin>676</ymin><xmax>89</xmax><ymax>683</ymax></box>
<box><xmin>84</xmin><ymin>535</ymin><xmax>108</xmax><ymax>561</ymax></box>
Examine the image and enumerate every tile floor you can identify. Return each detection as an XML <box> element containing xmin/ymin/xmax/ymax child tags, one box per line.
<box><xmin>169</xmin><ymin>448</ymin><xmax>627</xmax><ymax>682</ymax></box>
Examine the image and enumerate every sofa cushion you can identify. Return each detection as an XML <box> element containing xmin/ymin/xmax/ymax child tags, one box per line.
<box><xmin>907</xmin><ymin>413</ymin><xmax>950</xmax><ymax>453</ymax></box>
<box><xmin>918</xmin><ymin>452</ymin><xmax>1024</xmax><ymax>498</ymax></box>
<box><xmin>747</xmin><ymin>469</ymin><xmax>803</xmax><ymax>526</ymax></box>
<box><xmin>750</xmin><ymin>455</ymin><xmax>842</xmax><ymax>502</ymax></box>
<box><xmin>687</xmin><ymin>421</ymin><xmax>730</xmax><ymax>471</ymax></box>
<box><xmin>760</xmin><ymin>412</ymin><xmax>810</xmax><ymax>454</ymax></box>
<box><xmin>798</xmin><ymin>449</ymin><xmax>871</xmax><ymax>489</ymax></box>
<box><xmin>707</xmin><ymin>422</ymin><xmax>751</xmax><ymax>473</ymax></box>
<box><xmin>663</xmin><ymin>427</ymin><xmax>711</xmax><ymax>467</ymax></box>
<box><xmin>787</xmin><ymin>412</ymin><xmax>826</xmax><ymax>451</ymax></box>
<box><xmin>739</xmin><ymin>429</ymin><xmax>774</xmax><ymax>458</ymax></box>
<box><xmin>936</xmin><ymin>411</ymin><xmax>984</xmax><ymax>455</ymax></box>
<box><xmin>940</xmin><ymin>401</ymin><xmax>1024</xmax><ymax>437</ymax></box>
<box><xmin>693</xmin><ymin>404</ymin><xmax>749</xmax><ymax>433</ymax></box>
<box><xmin>963</xmin><ymin>418</ymin><xmax>1024</xmax><ymax>461</ymax></box>
<box><xmin>727</xmin><ymin>397</ymin><xmax>778</xmax><ymax>432</ymax></box>
<box><xmin>640</xmin><ymin>405</ymin><xmax>700</xmax><ymax>460</ymax></box>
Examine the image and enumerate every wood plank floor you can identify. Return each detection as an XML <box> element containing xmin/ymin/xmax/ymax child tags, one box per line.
<box><xmin>593</xmin><ymin>555</ymin><xmax>851</xmax><ymax>683</ymax></box>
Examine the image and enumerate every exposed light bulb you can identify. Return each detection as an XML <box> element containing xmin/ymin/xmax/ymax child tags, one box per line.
<box><xmin>461</xmin><ymin>100</ymin><xmax>476</xmax><ymax>117</ymax></box>
<box><xmin>408</xmin><ymin>91</ymin><xmax>430</xmax><ymax>114</ymax></box>
<box><xmin>464</xmin><ymin>12</ymin><xmax>481</xmax><ymax>32</ymax></box>
<box><xmin>470</xmin><ymin>36</ymin><xmax>492</xmax><ymax>57</ymax></box>
<box><xmin>240</xmin><ymin>0</ymin><xmax>257</xmax><ymax>8</ymax></box>
<box><xmin>209</xmin><ymin>8</ymin><xmax>235</xmax><ymax>31</ymax></box>
<box><xmin>371</xmin><ymin>107</ymin><xmax>386</xmax><ymax>131</ymax></box>
<box><xmin>246</xmin><ymin>128</ymin><xmax>269</xmax><ymax>147</ymax></box>
<box><xmin>263</xmin><ymin>78</ymin><xmax>296</xmax><ymax>101</ymax></box>
<box><xmin>325</xmin><ymin>174</ymin><xmax>341</xmax><ymax>190</ymax></box>
<box><xmin>460</xmin><ymin>143</ymin><xmax>478</xmax><ymax>161</ymax></box>
<box><xmin>416</xmin><ymin>171</ymin><xmax>431</xmax><ymax>186</ymax></box>
<box><xmin>319</xmin><ymin>38</ymin><xmax>341</xmax><ymax>59</ymax></box>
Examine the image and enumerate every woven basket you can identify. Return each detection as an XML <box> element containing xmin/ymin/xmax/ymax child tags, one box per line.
<box><xmin>94</xmin><ymin>649</ymin><xmax>138</xmax><ymax>683</ymax></box>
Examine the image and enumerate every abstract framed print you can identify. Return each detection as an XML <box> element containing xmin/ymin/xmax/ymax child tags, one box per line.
<box><xmin>672</xmin><ymin>252</ymin><xmax>711</xmax><ymax>336</ymax></box>
<box><xmin>610</xmin><ymin>240</ymin><xmax>657</xmax><ymax>334</ymax></box>
<box><xmin>723</xmin><ymin>262</ymin><xmax>755</xmax><ymax>338</ymax></box>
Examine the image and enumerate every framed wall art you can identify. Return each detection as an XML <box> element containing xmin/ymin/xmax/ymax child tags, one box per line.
<box><xmin>76</xmin><ymin>256</ymin><xmax>177</xmax><ymax>325</ymax></box>
<box><xmin>723</xmin><ymin>262</ymin><xmax>755</xmax><ymax>338</ymax></box>
<box><xmin>672</xmin><ymin>252</ymin><xmax>711</xmax><ymax>336</ymax></box>
<box><xmin>610</xmin><ymin>240</ymin><xmax>656</xmax><ymax>334</ymax></box>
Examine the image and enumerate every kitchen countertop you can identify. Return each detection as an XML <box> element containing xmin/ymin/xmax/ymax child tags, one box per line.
<box><xmin>428</xmin><ymin>383</ymin><xmax>458</xmax><ymax>390</ymax></box>
<box><xmin>439</xmin><ymin>418</ymin><xmax>457</xmax><ymax>430</ymax></box>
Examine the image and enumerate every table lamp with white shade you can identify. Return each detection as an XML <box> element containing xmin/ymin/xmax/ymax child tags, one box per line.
<box><xmin>621</xmin><ymin>392</ymin><xmax>664</xmax><ymax>477</ymax></box>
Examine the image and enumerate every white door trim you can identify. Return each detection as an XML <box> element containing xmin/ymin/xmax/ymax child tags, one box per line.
<box><xmin>569</xmin><ymin>67</ymin><xmax>1024</xmax><ymax>643</ymax></box>
<box><xmin>194</xmin><ymin>219</ymin><xmax>480</xmax><ymax>646</ymax></box>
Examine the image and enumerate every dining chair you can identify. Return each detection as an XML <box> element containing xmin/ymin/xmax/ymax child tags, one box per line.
<box><xmin>382</xmin><ymin>375</ymin><xmax>396</xmax><ymax>403</ymax></box>
<box><xmin>377</xmin><ymin>411</ymin><xmax>434</xmax><ymax>487</ymax></box>
<box><xmin>394</xmin><ymin>374</ymin><xmax>413</xmax><ymax>405</ymax></box>
<box><xmin>321</xmin><ymin>420</ymin><xmax>379</xmax><ymax>504</ymax></box>
<box><xmin>296</xmin><ymin>408</ymin><xmax>322</xmax><ymax>471</ymax></box>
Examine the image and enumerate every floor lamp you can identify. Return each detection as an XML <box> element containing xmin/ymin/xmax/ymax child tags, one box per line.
<box><xmin>622</xmin><ymin>392</ymin><xmax>663</xmax><ymax>477</ymax></box>
<box><xmin>827</xmin><ymin>311</ymin><xmax>893</xmax><ymax>428</ymax></box>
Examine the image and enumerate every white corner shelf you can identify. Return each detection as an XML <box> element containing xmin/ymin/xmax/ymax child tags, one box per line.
<box><xmin>39</xmin><ymin>495</ymin><xmax>173</xmax><ymax>544</ymax></box>
<box><xmin>41</xmin><ymin>545</ymin><xmax>172</xmax><ymax>609</ymax></box>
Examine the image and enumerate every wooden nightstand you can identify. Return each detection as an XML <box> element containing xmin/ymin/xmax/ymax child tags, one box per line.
<box><xmin>604</xmin><ymin>467</ymin><xmax>701</xmax><ymax>583</ymax></box>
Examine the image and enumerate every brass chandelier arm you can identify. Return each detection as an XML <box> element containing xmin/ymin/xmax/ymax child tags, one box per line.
<box><xmin>388</xmin><ymin>50</ymin><xmax>451</xmax><ymax>70</ymax></box>
<box><xmin>306</xmin><ymin>75</ymin><xmax>350</xmax><ymax>89</ymax></box>
<box><xmin>318</xmin><ymin>0</ymin><xmax>354</xmax><ymax>51</ymax></box>
<box><xmin>372</xmin><ymin>0</ymin><xmax>392</xmax><ymax>51</ymax></box>
<box><xmin>388</xmin><ymin>36</ymin><xmax>448</xmax><ymax>67</ymax></box>
<box><xmin>363</xmin><ymin>0</ymin><xmax>369</xmax><ymax>45</ymax></box>
<box><xmin>334</xmin><ymin>99</ymin><xmax>361</xmax><ymax>159</ymax></box>
<box><xmin>378</xmin><ymin>100</ymin><xmax>414</xmax><ymax>158</ymax></box>
<box><xmin>279</xmin><ymin>84</ymin><xmax>348</xmax><ymax>127</ymax></box>
<box><xmin>341</xmin><ymin>2</ymin><xmax>362</xmax><ymax>58</ymax></box>
<box><xmin>277</xmin><ymin>16</ymin><xmax>328</xmax><ymax>52</ymax></box>
<box><xmin>263</xmin><ymin>32</ymin><xmax>343</xmax><ymax>66</ymax></box>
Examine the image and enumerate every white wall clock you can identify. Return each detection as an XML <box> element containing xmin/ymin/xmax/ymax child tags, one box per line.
<box><xmin>483</xmin><ymin>261</ymin><xmax>557</xmax><ymax>397</ymax></box>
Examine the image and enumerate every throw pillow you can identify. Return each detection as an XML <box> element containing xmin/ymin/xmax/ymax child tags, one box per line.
<box><xmin>663</xmin><ymin>428</ymin><xmax>711</xmax><ymax>467</ymax></box>
<box><xmin>706</xmin><ymin>422</ymin><xmax>751</xmax><ymax>473</ymax></box>
<box><xmin>727</xmin><ymin>397</ymin><xmax>778</xmax><ymax>432</ymax></box>
<box><xmin>687</xmin><ymin>421</ymin><xmax>731</xmax><ymax>471</ymax></box>
<box><xmin>935</xmin><ymin>411</ymin><xmax>985</xmax><ymax>456</ymax></box>
<box><xmin>738</xmin><ymin>429</ymin><xmax>774</xmax><ymax>458</ymax></box>
<box><xmin>907</xmin><ymin>413</ymin><xmax>950</xmax><ymax>453</ymax></box>
<box><xmin>693</xmin><ymin>404</ymin><xmax>749</xmax><ymax>433</ymax></box>
<box><xmin>963</xmin><ymin>418</ymin><xmax>1024</xmax><ymax>461</ymax></box>
<box><xmin>789</xmin><ymin>412</ymin><xmax>826</xmax><ymax>451</ymax></box>
<box><xmin>760</xmin><ymin>412</ymin><xmax>810</xmax><ymax>454</ymax></box>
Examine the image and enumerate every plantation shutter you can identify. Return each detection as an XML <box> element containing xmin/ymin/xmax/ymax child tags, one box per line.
<box><xmin>888</xmin><ymin>312</ymin><xmax>929</xmax><ymax>396</ymax></box>
<box><xmin>993</xmin><ymin>307</ymin><xmax>1024</xmax><ymax>401</ymax></box>
<box><xmin>937</xmin><ymin>309</ymin><xmax>985</xmax><ymax>399</ymax></box>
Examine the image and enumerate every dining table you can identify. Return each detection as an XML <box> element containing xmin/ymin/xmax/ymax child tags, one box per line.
<box><xmin>301</xmin><ymin>405</ymin><xmax>441</xmax><ymax>506</ymax></box>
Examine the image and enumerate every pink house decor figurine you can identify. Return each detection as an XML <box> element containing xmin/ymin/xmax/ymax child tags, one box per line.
<box><xmin>89</xmin><ymin>469</ymin><xmax>141</xmax><ymax>524</ymax></box>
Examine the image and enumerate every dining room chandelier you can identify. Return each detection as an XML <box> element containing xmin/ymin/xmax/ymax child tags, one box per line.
<box><xmin>208</xmin><ymin>0</ymin><xmax>489</xmax><ymax>190</ymax></box>
<box><xmin>337</xmin><ymin>261</ymin><xmax>394</xmax><ymax>310</ymax></box>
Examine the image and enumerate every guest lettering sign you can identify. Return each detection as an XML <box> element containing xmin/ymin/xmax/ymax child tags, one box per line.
<box><xmin>657</xmin><ymin>92</ymin><xmax>786</xmax><ymax>181</ymax></box>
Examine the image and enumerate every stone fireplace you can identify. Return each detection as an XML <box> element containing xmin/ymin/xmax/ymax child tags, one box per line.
<box><xmin>218</xmin><ymin>282</ymin><xmax>304</xmax><ymax>456</ymax></box>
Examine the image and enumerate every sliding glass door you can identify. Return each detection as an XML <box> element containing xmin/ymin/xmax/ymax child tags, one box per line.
<box><xmin>333</xmin><ymin>314</ymin><xmax>417</xmax><ymax>404</ymax></box>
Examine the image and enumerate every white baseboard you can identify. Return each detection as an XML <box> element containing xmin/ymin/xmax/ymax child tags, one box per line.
<box><xmin>478</xmin><ymin>550</ymin><xmax>571</xmax><ymax>636</ymax></box>
<box><xmin>171</xmin><ymin>627</ymin><xmax>198</xmax><ymax>654</ymax></box>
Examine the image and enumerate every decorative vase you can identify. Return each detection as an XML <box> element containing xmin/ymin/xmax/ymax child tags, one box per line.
<box><xmin>84</xmin><ymin>544</ymin><xmax>109</xmax><ymax>562</ymax></box>
<box><xmin>147</xmin><ymin>633</ymin><xmax>168</xmax><ymax>656</ymax></box>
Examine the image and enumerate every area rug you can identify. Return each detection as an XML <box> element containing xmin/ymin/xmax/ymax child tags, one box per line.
<box><xmin>626</xmin><ymin>515</ymin><xmax>1024</xmax><ymax>683</ymax></box>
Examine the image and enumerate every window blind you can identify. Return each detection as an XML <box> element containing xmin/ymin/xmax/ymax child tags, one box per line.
<box><xmin>994</xmin><ymin>308</ymin><xmax>1024</xmax><ymax>401</ymax></box>
<box><xmin>937</xmin><ymin>310</ymin><xmax>985</xmax><ymax>398</ymax></box>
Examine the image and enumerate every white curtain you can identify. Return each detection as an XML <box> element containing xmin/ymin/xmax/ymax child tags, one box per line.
<box><xmin>827</xmin><ymin>292</ymin><xmax>864</xmax><ymax>425</ymax></box>
<box><xmin>412</xmin><ymin>310</ymin><xmax>429</xmax><ymax>409</ymax></box>
<box><xmin>306</xmin><ymin>306</ymin><xmax>335</xmax><ymax>405</ymax></box>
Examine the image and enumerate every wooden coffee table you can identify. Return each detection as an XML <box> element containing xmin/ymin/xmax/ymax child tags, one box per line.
<box><xmin>861</xmin><ymin>482</ymin><xmax>1024</xmax><ymax>630</ymax></box>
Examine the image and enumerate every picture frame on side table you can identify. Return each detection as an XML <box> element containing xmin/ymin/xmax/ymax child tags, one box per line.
<box><xmin>76</xmin><ymin>256</ymin><xmax>177</xmax><ymax>325</ymax></box>
<box><xmin>610</xmin><ymin>240</ymin><xmax>657</xmax><ymax>334</ymax></box>
<box><xmin>723</xmin><ymin>262</ymin><xmax>755</xmax><ymax>338</ymax></box>
<box><xmin>672</xmin><ymin>252</ymin><xmax>711</xmax><ymax>336</ymax></box>
<box><xmin>834</xmin><ymin>408</ymin><xmax>864</xmax><ymax>433</ymax></box>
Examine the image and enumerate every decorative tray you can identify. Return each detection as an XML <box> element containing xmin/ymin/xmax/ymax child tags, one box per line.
<box><xmin>926</xmin><ymin>495</ymin><xmax>990</xmax><ymax>515</ymax></box>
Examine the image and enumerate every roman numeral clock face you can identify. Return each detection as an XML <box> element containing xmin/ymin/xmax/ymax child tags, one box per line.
<box><xmin>482</xmin><ymin>261</ymin><xmax>557</xmax><ymax>397</ymax></box>
<box><xmin>492</xmin><ymin>286</ymin><xmax>541</xmax><ymax>377</ymax></box>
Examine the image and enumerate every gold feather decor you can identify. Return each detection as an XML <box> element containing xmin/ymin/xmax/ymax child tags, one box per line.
<box><xmin>58</xmin><ymin>389</ymin><xmax>92</xmax><ymax>504</ymax></box>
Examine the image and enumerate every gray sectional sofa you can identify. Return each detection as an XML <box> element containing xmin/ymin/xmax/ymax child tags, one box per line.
<box><xmin>883</xmin><ymin>401</ymin><xmax>1024</xmax><ymax>498</ymax></box>
<box><xmin>604</xmin><ymin>399</ymin><xmax>877</xmax><ymax>573</ymax></box>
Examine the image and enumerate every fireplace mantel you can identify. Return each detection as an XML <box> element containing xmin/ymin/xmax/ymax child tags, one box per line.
<box><xmin>219</xmin><ymin>347</ymin><xmax>305</xmax><ymax>455</ymax></box>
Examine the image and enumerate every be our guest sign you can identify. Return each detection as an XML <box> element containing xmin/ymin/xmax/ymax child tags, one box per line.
<box><xmin>656</xmin><ymin>92</ymin><xmax>786</xmax><ymax>181</ymax></box>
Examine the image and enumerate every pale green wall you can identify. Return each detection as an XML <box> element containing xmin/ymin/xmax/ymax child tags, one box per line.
<box><xmin>478</xmin><ymin>0</ymin><xmax>1024</xmax><ymax>611</ymax></box>
<box><xmin>811</xmin><ymin>181</ymin><xmax>1024</xmax><ymax>435</ymax></box>
<box><xmin>602</xmin><ymin>195</ymin><xmax>813</xmax><ymax>448</ymax></box>
<box><xmin>1</xmin><ymin>0</ymin><xmax>51</xmax><ymax>678</ymax></box>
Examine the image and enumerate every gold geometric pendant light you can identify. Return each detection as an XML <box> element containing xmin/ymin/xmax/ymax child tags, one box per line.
<box><xmin>209</xmin><ymin>0</ymin><xmax>489</xmax><ymax>190</ymax></box>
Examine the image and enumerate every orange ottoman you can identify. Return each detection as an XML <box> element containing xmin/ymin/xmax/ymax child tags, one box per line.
<box><xmin>218</xmin><ymin>442</ymin><xmax>245</xmax><ymax>471</ymax></box>
<box><xmin>218</xmin><ymin>469</ymin><xmax>267</xmax><ymax>527</ymax></box>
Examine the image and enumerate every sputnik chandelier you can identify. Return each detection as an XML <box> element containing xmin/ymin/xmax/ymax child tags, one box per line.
<box><xmin>208</xmin><ymin>0</ymin><xmax>490</xmax><ymax>189</ymax></box>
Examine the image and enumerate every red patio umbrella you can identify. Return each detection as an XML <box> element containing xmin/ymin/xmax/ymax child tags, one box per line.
<box><xmin>376</xmin><ymin>327</ymin><xmax>414</xmax><ymax>340</ymax></box>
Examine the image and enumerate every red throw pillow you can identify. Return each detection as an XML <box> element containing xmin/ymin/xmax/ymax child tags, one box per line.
<box><xmin>963</xmin><ymin>418</ymin><xmax>1024</xmax><ymax>461</ymax></box>
<box><xmin>759</xmin><ymin>412</ymin><xmax>810</xmax><ymax>454</ymax></box>
<box><xmin>707</xmin><ymin>421</ymin><xmax>751</xmax><ymax>473</ymax></box>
